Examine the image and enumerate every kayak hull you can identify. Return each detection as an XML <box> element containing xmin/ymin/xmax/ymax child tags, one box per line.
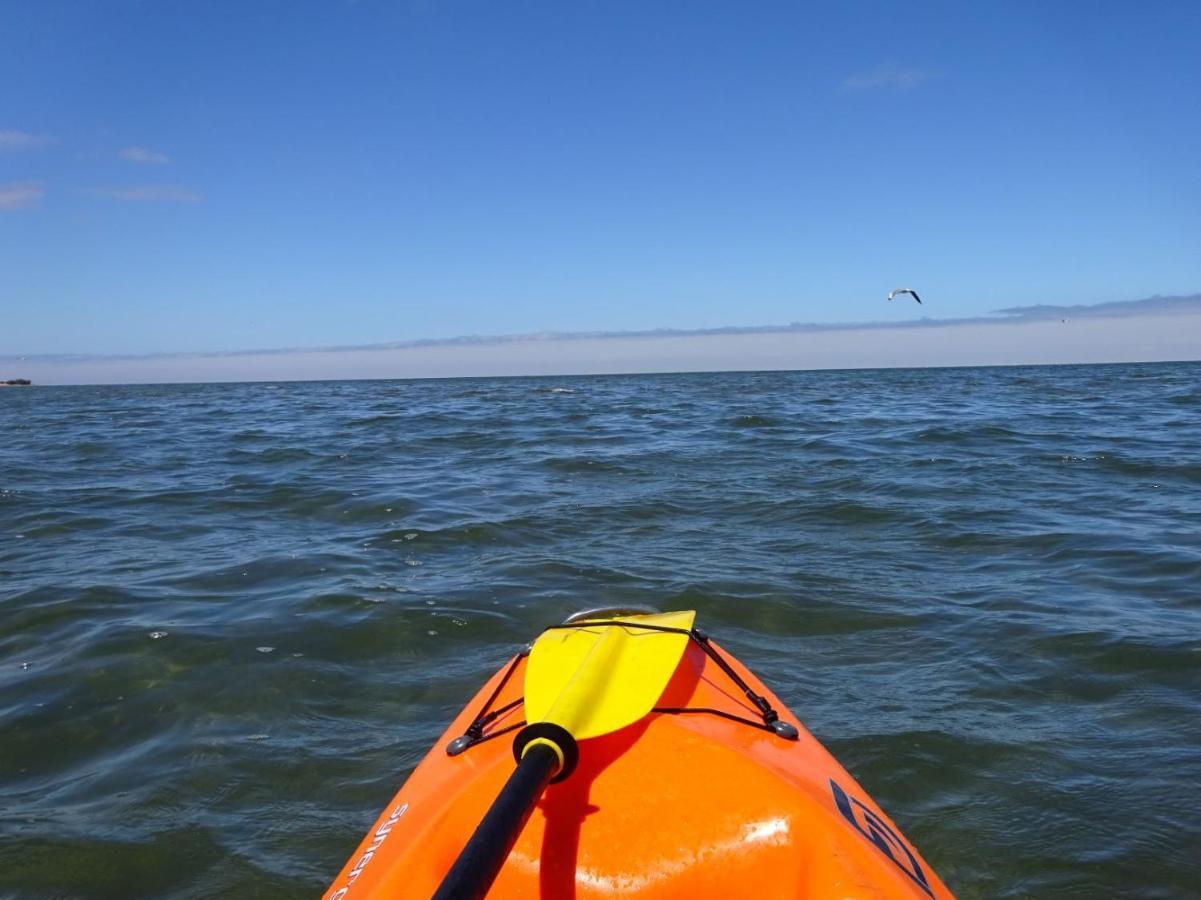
<box><xmin>325</xmin><ymin>636</ymin><xmax>952</xmax><ymax>899</ymax></box>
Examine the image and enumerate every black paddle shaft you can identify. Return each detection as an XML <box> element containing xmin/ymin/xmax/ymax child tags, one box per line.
<box><xmin>432</xmin><ymin>743</ymin><xmax>559</xmax><ymax>900</ymax></box>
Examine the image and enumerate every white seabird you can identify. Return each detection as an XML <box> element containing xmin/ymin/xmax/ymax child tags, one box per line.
<box><xmin>888</xmin><ymin>288</ymin><xmax>922</xmax><ymax>305</ymax></box>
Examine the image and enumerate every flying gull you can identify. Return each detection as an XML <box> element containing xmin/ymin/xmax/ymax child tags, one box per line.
<box><xmin>888</xmin><ymin>288</ymin><xmax>922</xmax><ymax>304</ymax></box>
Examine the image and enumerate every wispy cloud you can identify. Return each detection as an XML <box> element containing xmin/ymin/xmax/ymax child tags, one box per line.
<box><xmin>0</xmin><ymin>130</ymin><xmax>53</xmax><ymax>151</ymax></box>
<box><xmin>0</xmin><ymin>181</ymin><xmax>44</xmax><ymax>210</ymax></box>
<box><xmin>842</xmin><ymin>63</ymin><xmax>935</xmax><ymax>92</ymax></box>
<box><xmin>119</xmin><ymin>145</ymin><xmax>170</xmax><ymax>165</ymax></box>
<box><xmin>91</xmin><ymin>184</ymin><xmax>202</xmax><ymax>203</ymax></box>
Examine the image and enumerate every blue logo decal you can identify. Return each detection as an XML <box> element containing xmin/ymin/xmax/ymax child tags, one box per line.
<box><xmin>830</xmin><ymin>779</ymin><xmax>933</xmax><ymax>897</ymax></box>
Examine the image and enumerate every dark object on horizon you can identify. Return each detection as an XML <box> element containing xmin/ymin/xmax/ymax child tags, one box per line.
<box><xmin>2</xmin><ymin>378</ymin><xmax>32</xmax><ymax>386</ymax></box>
<box><xmin>888</xmin><ymin>288</ymin><xmax>922</xmax><ymax>305</ymax></box>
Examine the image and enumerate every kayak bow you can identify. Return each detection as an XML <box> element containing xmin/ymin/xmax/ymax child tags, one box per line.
<box><xmin>324</xmin><ymin>609</ymin><xmax>953</xmax><ymax>899</ymax></box>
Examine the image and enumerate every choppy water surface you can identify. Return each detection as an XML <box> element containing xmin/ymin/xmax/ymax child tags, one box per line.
<box><xmin>2</xmin><ymin>363</ymin><xmax>1200</xmax><ymax>899</ymax></box>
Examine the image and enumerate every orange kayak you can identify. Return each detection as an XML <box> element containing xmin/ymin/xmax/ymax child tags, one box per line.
<box><xmin>324</xmin><ymin>610</ymin><xmax>953</xmax><ymax>899</ymax></box>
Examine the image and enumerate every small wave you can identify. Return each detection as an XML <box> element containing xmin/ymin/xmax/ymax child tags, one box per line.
<box><xmin>341</xmin><ymin>413</ymin><xmax>405</xmax><ymax>427</ymax></box>
<box><xmin>223</xmin><ymin>446</ymin><xmax>320</xmax><ymax>464</ymax></box>
<box><xmin>1076</xmin><ymin>452</ymin><xmax>1201</xmax><ymax>484</ymax></box>
<box><xmin>729</xmin><ymin>414</ymin><xmax>781</xmax><ymax>428</ymax></box>
<box><xmin>913</xmin><ymin>423</ymin><xmax>1024</xmax><ymax>443</ymax></box>
<box><xmin>539</xmin><ymin>456</ymin><xmax>635</xmax><ymax>475</ymax></box>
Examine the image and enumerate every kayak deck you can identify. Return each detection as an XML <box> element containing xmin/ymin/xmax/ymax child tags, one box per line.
<box><xmin>325</xmin><ymin>632</ymin><xmax>952</xmax><ymax>899</ymax></box>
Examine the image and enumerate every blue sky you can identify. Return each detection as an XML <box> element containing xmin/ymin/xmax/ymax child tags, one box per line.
<box><xmin>3</xmin><ymin>0</ymin><xmax>1199</xmax><ymax>356</ymax></box>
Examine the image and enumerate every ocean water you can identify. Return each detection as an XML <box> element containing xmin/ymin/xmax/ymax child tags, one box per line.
<box><xmin>2</xmin><ymin>362</ymin><xmax>1199</xmax><ymax>899</ymax></box>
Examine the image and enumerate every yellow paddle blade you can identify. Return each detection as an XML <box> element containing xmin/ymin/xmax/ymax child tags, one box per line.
<box><xmin>524</xmin><ymin>610</ymin><xmax>695</xmax><ymax>741</ymax></box>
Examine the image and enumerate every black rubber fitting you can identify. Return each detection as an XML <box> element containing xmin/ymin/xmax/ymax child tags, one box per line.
<box><xmin>512</xmin><ymin>722</ymin><xmax>579</xmax><ymax>783</ymax></box>
<box><xmin>771</xmin><ymin>720</ymin><xmax>799</xmax><ymax>740</ymax></box>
